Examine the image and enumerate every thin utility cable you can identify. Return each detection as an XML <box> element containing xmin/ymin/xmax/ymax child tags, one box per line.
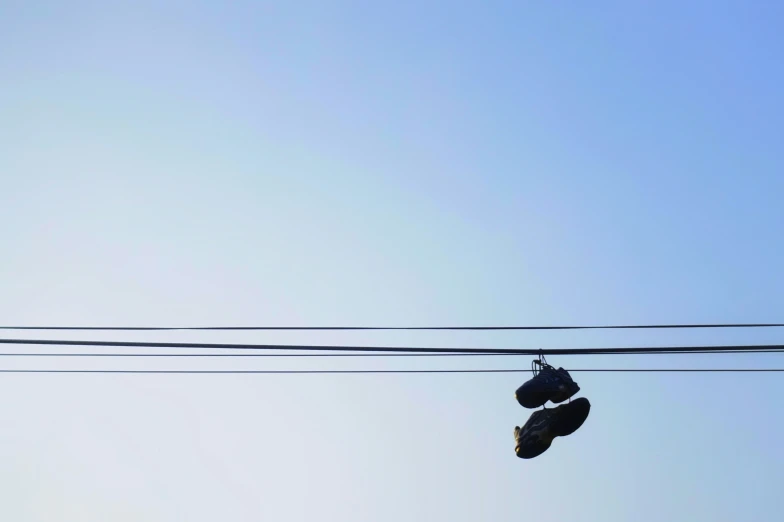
<box><xmin>1</xmin><ymin>338</ymin><xmax>783</xmax><ymax>355</ymax></box>
<box><xmin>0</xmin><ymin>368</ymin><xmax>781</xmax><ymax>374</ymax></box>
<box><xmin>0</xmin><ymin>349</ymin><xmax>781</xmax><ymax>358</ymax></box>
<box><xmin>0</xmin><ymin>352</ymin><xmax>528</xmax><ymax>358</ymax></box>
<box><xmin>2</xmin><ymin>323</ymin><xmax>784</xmax><ymax>331</ymax></box>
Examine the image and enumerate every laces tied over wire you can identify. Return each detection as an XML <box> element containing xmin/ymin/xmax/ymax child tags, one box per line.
<box><xmin>532</xmin><ymin>349</ymin><xmax>550</xmax><ymax>377</ymax></box>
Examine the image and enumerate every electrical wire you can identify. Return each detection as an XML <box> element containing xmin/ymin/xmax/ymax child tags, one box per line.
<box><xmin>1</xmin><ymin>338</ymin><xmax>783</xmax><ymax>355</ymax></box>
<box><xmin>1</xmin><ymin>323</ymin><xmax>783</xmax><ymax>331</ymax></box>
<box><xmin>0</xmin><ymin>368</ymin><xmax>780</xmax><ymax>374</ymax></box>
<box><xmin>0</xmin><ymin>349</ymin><xmax>781</xmax><ymax>358</ymax></box>
<box><xmin>0</xmin><ymin>352</ymin><xmax>547</xmax><ymax>357</ymax></box>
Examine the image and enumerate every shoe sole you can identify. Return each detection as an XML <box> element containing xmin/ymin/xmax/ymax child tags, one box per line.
<box><xmin>515</xmin><ymin>398</ymin><xmax>591</xmax><ymax>459</ymax></box>
<box><xmin>550</xmin><ymin>397</ymin><xmax>590</xmax><ymax>436</ymax></box>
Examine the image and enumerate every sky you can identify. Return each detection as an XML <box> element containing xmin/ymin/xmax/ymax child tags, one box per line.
<box><xmin>1</xmin><ymin>1</ymin><xmax>783</xmax><ymax>520</ymax></box>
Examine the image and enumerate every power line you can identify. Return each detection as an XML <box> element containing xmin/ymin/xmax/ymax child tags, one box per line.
<box><xmin>568</xmin><ymin>369</ymin><xmax>784</xmax><ymax>372</ymax></box>
<box><xmin>1</xmin><ymin>323</ymin><xmax>783</xmax><ymax>331</ymax></box>
<box><xmin>0</xmin><ymin>349</ymin><xmax>781</xmax><ymax>358</ymax></box>
<box><xmin>1</xmin><ymin>338</ymin><xmax>783</xmax><ymax>355</ymax></box>
<box><xmin>0</xmin><ymin>368</ymin><xmax>780</xmax><ymax>374</ymax></box>
<box><xmin>0</xmin><ymin>352</ymin><xmax>535</xmax><ymax>357</ymax></box>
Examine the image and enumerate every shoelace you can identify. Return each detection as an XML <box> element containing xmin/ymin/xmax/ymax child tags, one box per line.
<box><xmin>532</xmin><ymin>359</ymin><xmax>560</xmax><ymax>382</ymax></box>
<box><xmin>531</xmin><ymin>359</ymin><xmax>577</xmax><ymax>404</ymax></box>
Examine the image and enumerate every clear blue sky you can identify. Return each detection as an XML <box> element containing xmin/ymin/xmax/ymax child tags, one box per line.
<box><xmin>1</xmin><ymin>1</ymin><xmax>783</xmax><ymax>520</ymax></box>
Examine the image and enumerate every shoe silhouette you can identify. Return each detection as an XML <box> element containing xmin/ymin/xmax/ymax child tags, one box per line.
<box><xmin>514</xmin><ymin>397</ymin><xmax>591</xmax><ymax>459</ymax></box>
<box><xmin>515</xmin><ymin>364</ymin><xmax>580</xmax><ymax>409</ymax></box>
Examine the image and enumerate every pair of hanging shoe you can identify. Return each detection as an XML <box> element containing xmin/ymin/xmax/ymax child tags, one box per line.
<box><xmin>513</xmin><ymin>360</ymin><xmax>591</xmax><ymax>459</ymax></box>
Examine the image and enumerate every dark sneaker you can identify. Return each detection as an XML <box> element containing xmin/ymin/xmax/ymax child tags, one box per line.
<box><xmin>514</xmin><ymin>397</ymin><xmax>591</xmax><ymax>459</ymax></box>
<box><xmin>515</xmin><ymin>365</ymin><xmax>580</xmax><ymax>408</ymax></box>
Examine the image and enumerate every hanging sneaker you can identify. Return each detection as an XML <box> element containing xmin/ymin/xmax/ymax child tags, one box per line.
<box><xmin>515</xmin><ymin>364</ymin><xmax>580</xmax><ymax>408</ymax></box>
<box><xmin>514</xmin><ymin>397</ymin><xmax>591</xmax><ymax>459</ymax></box>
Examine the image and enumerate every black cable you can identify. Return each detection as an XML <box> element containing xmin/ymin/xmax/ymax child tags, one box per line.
<box><xmin>569</xmin><ymin>369</ymin><xmax>784</xmax><ymax>372</ymax></box>
<box><xmin>1</xmin><ymin>338</ymin><xmax>783</xmax><ymax>355</ymax></box>
<box><xmin>0</xmin><ymin>352</ymin><xmax>533</xmax><ymax>357</ymax></box>
<box><xmin>1</xmin><ymin>323</ymin><xmax>783</xmax><ymax>331</ymax></box>
<box><xmin>0</xmin><ymin>349</ymin><xmax>781</xmax><ymax>358</ymax></box>
<box><xmin>0</xmin><ymin>368</ymin><xmax>780</xmax><ymax>374</ymax></box>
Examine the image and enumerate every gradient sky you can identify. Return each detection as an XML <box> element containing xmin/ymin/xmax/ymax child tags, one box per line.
<box><xmin>2</xmin><ymin>1</ymin><xmax>783</xmax><ymax>521</ymax></box>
